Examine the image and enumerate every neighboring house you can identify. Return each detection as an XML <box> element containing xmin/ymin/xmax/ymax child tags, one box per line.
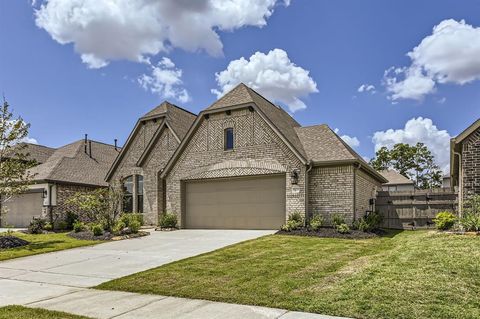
<box><xmin>442</xmin><ymin>175</ymin><xmax>451</xmax><ymax>189</ymax></box>
<box><xmin>0</xmin><ymin>139</ymin><xmax>119</xmax><ymax>227</ymax></box>
<box><xmin>451</xmin><ymin>118</ymin><xmax>480</xmax><ymax>213</ymax></box>
<box><xmin>155</xmin><ymin>83</ymin><xmax>387</xmax><ymax>229</ymax></box>
<box><xmin>380</xmin><ymin>169</ymin><xmax>415</xmax><ymax>191</ymax></box>
<box><xmin>105</xmin><ymin>102</ymin><xmax>197</xmax><ymax>225</ymax></box>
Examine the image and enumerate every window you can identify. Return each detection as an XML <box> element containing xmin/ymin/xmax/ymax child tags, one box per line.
<box><xmin>123</xmin><ymin>176</ymin><xmax>133</xmax><ymax>213</ymax></box>
<box><xmin>224</xmin><ymin>128</ymin><xmax>234</xmax><ymax>150</ymax></box>
<box><xmin>136</xmin><ymin>175</ymin><xmax>144</xmax><ymax>213</ymax></box>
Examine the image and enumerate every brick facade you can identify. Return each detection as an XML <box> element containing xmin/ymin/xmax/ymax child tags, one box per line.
<box><xmin>165</xmin><ymin>108</ymin><xmax>306</xmax><ymax>227</ymax></box>
<box><xmin>308</xmin><ymin>165</ymin><xmax>355</xmax><ymax>224</ymax></box>
<box><xmin>48</xmin><ymin>183</ymin><xmax>99</xmax><ymax>224</ymax></box>
<box><xmin>461</xmin><ymin>129</ymin><xmax>480</xmax><ymax>201</ymax></box>
<box><xmin>110</xmin><ymin>119</ymin><xmax>179</xmax><ymax>224</ymax></box>
<box><xmin>355</xmin><ymin>168</ymin><xmax>381</xmax><ymax>218</ymax></box>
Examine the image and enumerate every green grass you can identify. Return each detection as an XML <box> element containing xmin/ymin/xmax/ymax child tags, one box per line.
<box><xmin>0</xmin><ymin>306</ymin><xmax>92</xmax><ymax>319</ymax></box>
<box><xmin>0</xmin><ymin>232</ymin><xmax>100</xmax><ymax>261</ymax></box>
<box><xmin>98</xmin><ymin>230</ymin><xmax>480</xmax><ymax>319</ymax></box>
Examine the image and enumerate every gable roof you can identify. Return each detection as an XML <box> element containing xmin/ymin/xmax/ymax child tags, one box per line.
<box><xmin>450</xmin><ymin>117</ymin><xmax>480</xmax><ymax>184</ymax></box>
<box><xmin>453</xmin><ymin>118</ymin><xmax>480</xmax><ymax>145</ymax></box>
<box><xmin>295</xmin><ymin>124</ymin><xmax>387</xmax><ymax>182</ymax></box>
<box><xmin>105</xmin><ymin>101</ymin><xmax>196</xmax><ymax>181</ymax></box>
<box><xmin>29</xmin><ymin>140</ymin><xmax>119</xmax><ymax>186</ymax></box>
<box><xmin>161</xmin><ymin>83</ymin><xmax>386</xmax><ymax>183</ymax></box>
<box><xmin>207</xmin><ymin>84</ymin><xmax>306</xmax><ymax>159</ymax></box>
<box><xmin>380</xmin><ymin>169</ymin><xmax>414</xmax><ymax>185</ymax></box>
<box><xmin>6</xmin><ymin>143</ymin><xmax>56</xmax><ymax>164</ymax></box>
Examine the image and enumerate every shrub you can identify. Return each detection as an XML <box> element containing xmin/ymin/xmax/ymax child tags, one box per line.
<box><xmin>355</xmin><ymin>211</ymin><xmax>384</xmax><ymax>232</ymax></box>
<box><xmin>461</xmin><ymin>213</ymin><xmax>480</xmax><ymax>232</ymax></box>
<box><xmin>336</xmin><ymin>223</ymin><xmax>350</xmax><ymax>234</ymax></box>
<box><xmin>43</xmin><ymin>222</ymin><xmax>53</xmax><ymax>231</ymax></box>
<box><xmin>433</xmin><ymin>211</ymin><xmax>457</xmax><ymax>231</ymax></box>
<box><xmin>91</xmin><ymin>224</ymin><xmax>104</xmax><ymax>236</ymax></box>
<box><xmin>281</xmin><ymin>220</ymin><xmax>302</xmax><ymax>232</ymax></box>
<box><xmin>331</xmin><ymin>214</ymin><xmax>345</xmax><ymax>227</ymax></box>
<box><xmin>28</xmin><ymin>218</ymin><xmax>46</xmax><ymax>234</ymax></box>
<box><xmin>288</xmin><ymin>212</ymin><xmax>304</xmax><ymax>223</ymax></box>
<box><xmin>65</xmin><ymin>212</ymin><xmax>78</xmax><ymax>230</ymax></box>
<box><xmin>73</xmin><ymin>221</ymin><xmax>86</xmax><ymax>233</ymax></box>
<box><xmin>159</xmin><ymin>212</ymin><xmax>178</xmax><ymax>229</ymax></box>
<box><xmin>56</xmin><ymin>221</ymin><xmax>68</xmax><ymax>231</ymax></box>
<box><xmin>461</xmin><ymin>195</ymin><xmax>480</xmax><ymax>232</ymax></box>
<box><xmin>112</xmin><ymin>220</ymin><xmax>126</xmax><ymax>235</ymax></box>
<box><xmin>309</xmin><ymin>215</ymin><xmax>324</xmax><ymax>231</ymax></box>
<box><xmin>120</xmin><ymin>213</ymin><xmax>143</xmax><ymax>233</ymax></box>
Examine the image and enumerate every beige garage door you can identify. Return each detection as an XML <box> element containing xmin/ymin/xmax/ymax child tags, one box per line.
<box><xmin>2</xmin><ymin>192</ymin><xmax>43</xmax><ymax>227</ymax></box>
<box><xmin>185</xmin><ymin>175</ymin><xmax>286</xmax><ymax>230</ymax></box>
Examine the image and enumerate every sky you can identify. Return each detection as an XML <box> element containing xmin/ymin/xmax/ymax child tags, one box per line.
<box><xmin>1</xmin><ymin>0</ymin><xmax>480</xmax><ymax>173</ymax></box>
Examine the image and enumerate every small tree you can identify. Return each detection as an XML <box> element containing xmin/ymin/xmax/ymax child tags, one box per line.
<box><xmin>66</xmin><ymin>180</ymin><xmax>124</xmax><ymax>231</ymax></box>
<box><xmin>0</xmin><ymin>99</ymin><xmax>36</xmax><ymax>224</ymax></box>
<box><xmin>370</xmin><ymin>142</ymin><xmax>442</xmax><ymax>189</ymax></box>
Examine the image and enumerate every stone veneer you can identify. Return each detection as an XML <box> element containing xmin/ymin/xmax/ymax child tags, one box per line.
<box><xmin>165</xmin><ymin>108</ymin><xmax>306</xmax><ymax>227</ymax></box>
<box><xmin>109</xmin><ymin>119</ymin><xmax>179</xmax><ymax>224</ymax></box>
<box><xmin>462</xmin><ymin>129</ymin><xmax>480</xmax><ymax>201</ymax></box>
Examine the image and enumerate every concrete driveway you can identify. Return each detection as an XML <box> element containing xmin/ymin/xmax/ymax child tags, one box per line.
<box><xmin>0</xmin><ymin>229</ymin><xmax>274</xmax><ymax>306</ymax></box>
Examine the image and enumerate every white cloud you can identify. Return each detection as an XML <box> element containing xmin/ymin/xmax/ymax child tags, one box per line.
<box><xmin>34</xmin><ymin>0</ymin><xmax>289</xmax><ymax>68</ymax></box>
<box><xmin>384</xmin><ymin>19</ymin><xmax>480</xmax><ymax>101</ymax></box>
<box><xmin>334</xmin><ymin>128</ymin><xmax>360</xmax><ymax>148</ymax></box>
<box><xmin>212</xmin><ymin>49</ymin><xmax>318</xmax><ymax>112</ymax></box>
<box><xmin>372</xmin><ymin>117</ymin><xmax>451</xmax><ymax>172</ymax></box>
<box><xmin>357</xmin><ymin>84</ymin><xmax>376</xmax><ymax>94</ymax></box>
<box><xmin>138</xmin><ymin>58</ymin><xmax>190</xmax><ymax>103</ymax></box>
<box><xmin>22</xmin><ymin>137</ymin><xmax>38</xmax><ymax>144</ymax></box>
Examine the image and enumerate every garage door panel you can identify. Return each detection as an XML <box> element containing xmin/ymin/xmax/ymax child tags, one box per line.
<box><xmin>2</xmin><ymin>192</ymin><xmax>43</xmax><ymax>227</ymax></box>
<box><xmin>185</xmin><ymin>175</ymin><xmax>286</xmax><ymax>230</ymax></box>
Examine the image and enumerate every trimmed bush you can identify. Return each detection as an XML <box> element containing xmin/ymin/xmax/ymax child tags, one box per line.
<box><xmin>280</xmin><ymin>212</ymin><xmax>304</xmax><ymax>231</ymax></box>
<box><xmin>112</xmin><ymin>220</ymin><xmax>126</xmax><ymax>235</ymax></box>
<box><xmin>28</xmin><ymin>218</ymin><xmax>46</xmax><ymax>234</ymax></box>
<box><xmin>43</xmin><ymin>222</ymin><xmax>53</xmax><ymax>232</ymax></box>
<box><xmin>73</xmin><ymin>221</ymin><xmax>86</xmax><ymax>233</ymax></box>
<box><xmin>336</xmin><ymin>223</ymin><xmax>350</xmax><ymax>234</ymax></box>
<box><xmin>288</xmin><ymin>212</ymin><xmax>303</xmax><ymax>223</ymax></box>
<box><xmin>309</xmin><ymin>215</ymin><xmax>324</xmax><ymax>231</ymax></box>
<box><xmin>355</xmin><ymin>211</ymin><xmax>383</xmax><ymax>232</ymax></box>
<box><xmin>461</xmin><ymin>213</ymin><xmax>480</xmax><ymax>232</ymax></box>
<box><xmin>159</xmin><ymin>212</ymin><xmax>178</xmax><ymax>229</ymax></box>
<box><xmin>119</xmin><ymin>213</ymin><xmax>143</xmax><ymax>234</ymax></box>
<box><xmin>331</xmin><ymin>214</ymin><xmax>345</xmax><ymax>227</ymax></box>
<box><xmin>433</xmin><ymin>211</ymin><xmax>456</xmax><ymax>230</ymax></box>
<box><xmin>91</xmin><ymin>224</ymin><xmax>104</xmax><ymax>236</ymax></box>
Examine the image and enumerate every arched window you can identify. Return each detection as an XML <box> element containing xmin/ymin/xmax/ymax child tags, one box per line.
<box><xmin>123</xmin><ymin>176</ymin><xmax>133</xmax><ymax>213</ymax></box>
<box><xmin>136</xmin><ymin>175</ymin><xmax>144</xmax><ymax>213</ymax></box>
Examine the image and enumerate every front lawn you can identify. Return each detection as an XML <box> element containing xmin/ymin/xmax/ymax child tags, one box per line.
<box><xmin>0</xmin><ymin>232</ymin><xmax>100</xmax><ymax>261</ymax></box>
<box><xmin>0</xmin><ymin>306</ymin><xmax>91</xmax><ymax>319</ymax></box>
<box><xmin>98</xmin><ymin>230</ymin><xmax>480</xmax><ymax>319</ymax></box>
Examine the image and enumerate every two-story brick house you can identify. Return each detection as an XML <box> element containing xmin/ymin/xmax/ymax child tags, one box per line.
<box><xmin>109</xmin><ymin>83</ymin><xmax>386</xmax><ymax>229</ymax></box>
<box><xmin>451</xmin><ymin>118</ymin><xmax>480</xmax><ymax>214</ymax></box>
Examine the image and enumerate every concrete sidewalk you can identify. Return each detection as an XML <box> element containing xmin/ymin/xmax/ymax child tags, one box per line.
<box><xmin>16</xmin><ymin>285</ymin><xmax>347</xmax><ymax>319</ymax></box>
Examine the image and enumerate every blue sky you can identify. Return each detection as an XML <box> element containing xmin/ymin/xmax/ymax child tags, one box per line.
<box><xmin>1</xmin><ymin>0</ymin><xmax>479</xmax><ymax>172</ymax></box>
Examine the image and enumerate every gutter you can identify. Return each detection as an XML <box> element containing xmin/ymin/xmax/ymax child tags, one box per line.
<box><xmin>453</xmin><ymin>150</ymin><xmax>463</xmax><ymax>217</ymax></box>
<box><xmin>304</xmin><ymin>161</ymin><xmax>313</xmax><ymax>226</ymax></box>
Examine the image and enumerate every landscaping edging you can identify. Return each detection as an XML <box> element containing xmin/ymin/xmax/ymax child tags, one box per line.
<box><xmin>68</xmin><ymin>230</ymin><xmax>150</xmax><ymax>241</ymax></box>
<box><xmin>276</xmin><ymin>227</ymin><xmax>383</xmax><ymax>239</ymax></box>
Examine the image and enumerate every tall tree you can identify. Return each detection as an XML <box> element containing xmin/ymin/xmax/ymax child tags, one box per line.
<box><xmin>370</xmin><ymin>142</ymin><xmax>442</xmax><ymax>189</ymax></box>
<box><xmin>0</xmin><ymin>99</ymin><xmax>36</xmax><ymax>206</ymax></box>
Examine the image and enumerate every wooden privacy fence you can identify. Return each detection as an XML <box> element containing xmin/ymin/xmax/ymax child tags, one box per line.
<box><xmin>376</xmin><ymin>188</ymin><xmax>458</xmax><ymax>229</ymax></box>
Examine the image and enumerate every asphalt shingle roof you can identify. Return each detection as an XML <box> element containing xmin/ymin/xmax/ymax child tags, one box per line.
<box><xmin>380</xmin><ymin>169</ymin><xmax>414</xmax><ymax>185</ymax></box>
<box><xmin>11</xmin><ymin>143</ymin><xmax>56</xmax><ymax>164</ymax></box>
<box><xmin>29</xmin><ymin>140</ymin><xmax>119</xmax><ymax>186</ymax></box>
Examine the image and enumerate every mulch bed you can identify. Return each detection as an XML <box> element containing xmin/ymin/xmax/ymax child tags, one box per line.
<box><xmin>0</xmin><ymin>236</ymin><xmax>30</xmax><ymax>249</ymax></box>
<box><xmin>68</xmin><ymin>230</ymin><xmax>150</xmax><ymax>241</ymax></box>
<box><xmin>276</xmin><ymin>227</ymin><xmax>383</xmax><ymax>239</ymax></box>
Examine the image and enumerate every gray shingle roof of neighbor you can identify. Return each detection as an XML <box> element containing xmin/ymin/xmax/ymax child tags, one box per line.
<box><xmin>380</xmin><ymin>169</ymin><xmax>414</xmax><ymax>185</ymax></box>
<box><xmin>29</xmin><ymin>140</ymin><xmax>120</xmax><ymax>187</ymax></box>
<box><xmin>10</xmin><ymin>143</ymin><xmax>56</xmax><ymax>164</ymax></box>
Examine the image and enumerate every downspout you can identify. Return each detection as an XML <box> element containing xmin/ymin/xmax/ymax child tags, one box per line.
<box><xmin>353</xmin><ymin>162</ymin><xmax>361</xmax><ymax>222</ymax></box>
<box><xmin>304</xmin><ymin>161</ymin><xmax>313</xmax><ymax>227</ymax></box>
<box><xmin>453</xmin><ymin>150</ymin><xmax>462</xmax><ymax>217</ymax></box>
